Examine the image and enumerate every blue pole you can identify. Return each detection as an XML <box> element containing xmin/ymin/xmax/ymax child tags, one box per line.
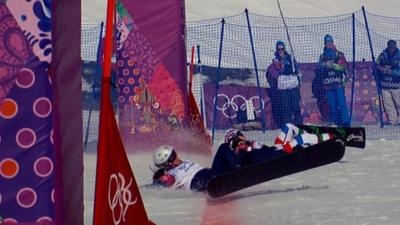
<box><xmin>245</xmin><ymin>8</ymin><xmax>266</xmax><ymax>133</ymax></box>
<box><xmin>96</xmin><ymin>22</ymin><xmax>105</xmax><ymax>63</ymax></box>
<box><xmin>196</xmin><ymin>45</ymin><xmax>207</xmax><ymax>128</ymax></box>
<box><xmin>212</xmin><ymin>18</ymin><xmax>225</xmax><ymax>143</ymax></box>
<box><xmin>84</xmin><ymin>22</ymin><xmax>104</xmax><ymax>151</ymax></box>
<box><xmin>349</xmin><ymin>13</ymin><xmax>356</xmax><ymax>125</ymax></box>
<box><xmin>362</xmin><ymin>6</ymin><xmax>384</xmax><ymax>128</ymax></box>
<box><xmin>196</xmin><ymin>46</ymin><xmax>204</xmax><ymax>118</ymax></box>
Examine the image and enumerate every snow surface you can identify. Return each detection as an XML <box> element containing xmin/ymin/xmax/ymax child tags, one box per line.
<box><xmin>83</xmin><ymin>139</ymin><xmax>400</xmax><ymax>225</ymax></box>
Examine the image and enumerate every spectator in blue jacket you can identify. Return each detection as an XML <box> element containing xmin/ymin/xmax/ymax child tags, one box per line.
<box><xmin>266</xmin><ymin>40</ymin><xmax>302</xmax><ymax>128</ymax></box>
<box><xmin>315</xmin><ymin>34</ymin><xmax>350</xmax><ymax>126</ymax></box>
<box><xmin>376</xmin><ymin>40</ymin><xmax>400</xmax><ymax>125</ymax></box>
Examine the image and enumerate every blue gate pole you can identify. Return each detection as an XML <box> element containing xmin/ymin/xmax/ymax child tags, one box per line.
<box><xmin>84</xmin><ymin>22</ymin><xmax>104</xmax><ymax>151</ymax></box>
<box><xmin>212</xmin><ymin>18</ymin><xmax>225</xmax><ymax>143</ymax></box>
<box><xmin>196</xmin><ymin>45</ymin><xmax>207</xmax><ymax>129</ymax></box>
<box><xmin>245</xmin><ymin>8</ymin><xmax>266</xmax><ymax>133</ymax></box>
<box><xmin>96</xmin><ymin>22</ymin><xmax>105</xmax><ymax>63</ymax></box>
<box><xmin>362</xmin><ymin>6</ymin><xmax>384</xmax><ymax>128</ymax></box>
<box><xmin>349</xmin><ymin>13</ymin><xmax>356</xmax><ymax>125</ymax></box>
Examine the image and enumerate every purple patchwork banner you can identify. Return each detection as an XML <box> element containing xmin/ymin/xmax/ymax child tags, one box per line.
<box><xmin>0</xmin><ymin>2</ymin><xmax>54</xmax><ymax>224</ymax></box>
<box><xmin>204</xmin><ymin>62</ymin><xmax>380</xmax><ymax>129</ymax></box>
<box><xmin>114</xmin><ymin>0</ymin><xmax>204</xmax><ymax>152</ymax></box>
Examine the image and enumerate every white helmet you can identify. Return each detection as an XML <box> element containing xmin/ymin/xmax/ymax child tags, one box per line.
<box><xmin>153</xmin><ymin>145</ymin><xmax>176</xmax><ymax>168</ymax></box>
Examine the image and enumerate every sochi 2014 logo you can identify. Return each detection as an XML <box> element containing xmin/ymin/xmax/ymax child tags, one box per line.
<box><xmin>108</xmin><ymin>173</ymin><xmax>137</xmax><ymax>225</ymax></box>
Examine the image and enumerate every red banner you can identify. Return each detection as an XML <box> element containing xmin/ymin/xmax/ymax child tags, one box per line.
<box><xmin>93</xmin><ymin>1</ymin><xmax>154</xmax><ymax>224</ymax></box>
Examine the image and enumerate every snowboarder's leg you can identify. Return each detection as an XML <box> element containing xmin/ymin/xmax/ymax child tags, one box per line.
<box><xmin>274</xmin><ymin>123</ymin><xmax>300</xmax><ymax>146</ymax></box>
<box><xmin>210</xmin><ymin>144</ymin><xmax>241</xmax><ymax>174</ymax></box>
<box><xmin>190</xmin><ymin>168</ymin><xmax>214</xmax><ymax>192</ymax></box>
<box><xmin>283</xmin><ymin>132</ymin><xmax>334</xmax><ymax>153</ymax></box>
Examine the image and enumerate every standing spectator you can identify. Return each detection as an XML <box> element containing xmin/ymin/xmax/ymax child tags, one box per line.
<box><xmin>315</xmin><ymin>34</ymin><xmax>350</xmax><ymax>126</ymax></box>
<box><xmin>311</xmin><ymin>69</ymin><xmax>329</xmax><ymax>122</ymax></box>
<box><xmin>376</xmin><ymin>40</ymin><xmax>400</xmax><ymax>125</ymax></box>
<box><xmin>266</xmin><ymin>40</ymin><xmax>302</xmax><ymax>128</ymax></box>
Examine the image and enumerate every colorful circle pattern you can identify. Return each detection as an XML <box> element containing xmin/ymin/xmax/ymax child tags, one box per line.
<box><xmin>33</xmin><ymin>97</ymin><xmax>52</xmax><ymax>118</ymax></box>
<box><xmin>0</xmin><ymin>3</ymin><xmax>55</xmax><ymax>222</ymax></box>
<box><xmin>33</xmin><ymin>157</ymin><xmax>53</xmax><ymax>177</ymax></box>
<box><xmin>16</xmin><ymin>128</ymin><xmax>37</xmax><ymax>149</ymax></box>
<box><xmin>15</xmin><ymin>68</ymin><xmax>35</xmax><ymax>88</ymax></box>
<box><xmin>0</xmin><ymin>98</ymin><xmax>18</xmax><ymax>119</ymax></box>
<box><xmin>0</xmin><ymin>158</ymin><xmax>19</xmax><ymax>179</ymax></box>
<box><xmin>16</xmin><ymin>188</ymin><xmax>37</xmax><ymax>208</ymax></box>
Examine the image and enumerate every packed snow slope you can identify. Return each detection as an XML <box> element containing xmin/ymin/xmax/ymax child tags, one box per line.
<box><xmin>84</xmin><ymin>140</ymin><xmax>400</xmax><ymax>225</ymax></box>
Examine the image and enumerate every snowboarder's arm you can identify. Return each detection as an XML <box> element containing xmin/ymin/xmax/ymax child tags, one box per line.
<box><xmin>152</xmin><ymin>169</ymin><xmax>174</xmax><ymax>188</ymax></box>
<box><xmin>153</xmin><ymin>172</ymin><xmax>175</xmax><ymax>188</ymax></box>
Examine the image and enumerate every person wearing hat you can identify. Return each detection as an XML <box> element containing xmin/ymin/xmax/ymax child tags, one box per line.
<box><xmin>314</xmin><ymin>34</ymin><xmax>350</xmax><ymax>126</ymax></box>
<box><xmin>266</xmin><ymin>40</ymin><xmax>302</xmax><ymax>129</ymax></box>
<box><xmin>376</xmin><ymin>39</ymin><xmax>400</xmax><ymax>125</ymax></box>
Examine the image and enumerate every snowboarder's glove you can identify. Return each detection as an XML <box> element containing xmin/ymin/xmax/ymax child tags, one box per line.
<box><xmin>153</xmin><ymin>169</ymin><xmax>174</xmax><ymax>188</ymax></box>
<box><xmin>156</xmin><ymin>174</ymin><xmax>175</xmax><ymax>187</ymax></box>
<box><xmin>152</xmin><ymin>168</ymin><xmax>166</xmax><ymax>180</ymax></box>
<box><xmin>235</xmin><ymin>140</ymin><xmax>253</xmax><ymax>154</ymax></box>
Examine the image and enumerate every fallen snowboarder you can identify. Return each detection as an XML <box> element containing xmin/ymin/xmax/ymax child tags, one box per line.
<box><xmin>148</xmin><ymin>124</ymin><xmax>365</xmax><ymax>197</ymax></box>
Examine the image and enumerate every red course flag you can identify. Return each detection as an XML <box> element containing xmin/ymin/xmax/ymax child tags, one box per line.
<box><xmin>93</xmin><ymin>0</ymin><xmax>155</xmax><ymax>225</ymax></box>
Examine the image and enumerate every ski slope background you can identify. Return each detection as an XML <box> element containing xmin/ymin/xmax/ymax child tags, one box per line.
<box><xmin>82</xmin><ymin>0</ymin><xmax>400</xmax><ymax>22</ymax></box>
<box><xmin>81</xmin><ymin>1</ymin><xmax>400</xmax><ymax>224</ymax></box>
<box><xmin>83</xmin><ymin>133</ymin><xmax>400</xmax><ymax>225</ymax></box>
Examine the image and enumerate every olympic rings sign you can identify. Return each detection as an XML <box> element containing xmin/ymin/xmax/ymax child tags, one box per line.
<box><xmin>214</xmin><ymin>94</ymin><xmax>265</xmax><ymax>119</ymax></box>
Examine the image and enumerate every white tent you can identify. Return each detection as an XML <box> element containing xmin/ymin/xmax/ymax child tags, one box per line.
<box><xmin>82</xmin><ymin>0</ymin><xmax>400</xmax><ymax>23</ymax></box>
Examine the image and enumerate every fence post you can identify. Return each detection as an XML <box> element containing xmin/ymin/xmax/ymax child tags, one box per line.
<box><xmin>196</xmin><ymin>45</ymin><xmax>207</xmax><ymax>128</ymax></box>
<box><xmin>212</xmin><ymin>18</ymin><xmax>225</xmax><ymax>143</ymax></box>
<box><xmin>245</xmin><ymin>8</ymin><xmax>266</xmax><ymax>133</ymax></box>
<box><xmin>350</xmin><ymin>13</ymin><xmax>356</xmax><ymax>125</ymax></box>
<box><xmin>84</xmin><ymin>22</ymin><xmax>104</xmax><ymax>151</ymax></box>
<box><xmin>362</xmin><ymin>6</ymin><xmax>384</xmax><ymax>128</ymax></box>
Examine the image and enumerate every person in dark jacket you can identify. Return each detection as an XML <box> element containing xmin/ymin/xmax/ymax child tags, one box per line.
<box><xmin>376</xmin><ymin>39</ymin><xmax>400</xmax><ymax>125</ymax></box>
<box><xmin>312</xmin><ymin>68</ymin><xmax>329</xmax><ymax>122</ymax></box>
<box><xmin>314</xmin><ymin>34</ymin><xmax>350</xmax><ymax>126</ymax></box>
<box><xmin>266</xmin><ymin>40</ymin><xmax>302</xmax><ymax>128</ymax></box>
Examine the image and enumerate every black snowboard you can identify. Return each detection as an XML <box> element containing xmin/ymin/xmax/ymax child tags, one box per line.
<box><xmin>206</xmin><ymin>138</ymin><xmax>345</xmax><ymax>198</ymax></box>
<box><xmin>296</xmin><ymin>124</ymin><xmax>366</xmax><ymax>149</ymax></box>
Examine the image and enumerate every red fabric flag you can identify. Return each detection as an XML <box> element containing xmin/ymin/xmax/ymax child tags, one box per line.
<box><xmin>188</xmin><ymin>46</ymin><xmax>212</xmax><ymax>149</ymax></box>
<box><xmin>93</xmin><ymin>78</ymin><xmax>154</xmax><ymax>225</ymax></box>
<box><xmin>93</xmin><ymin>0</ymin><xmax>154</xmax><ymax>225</ymax></box>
